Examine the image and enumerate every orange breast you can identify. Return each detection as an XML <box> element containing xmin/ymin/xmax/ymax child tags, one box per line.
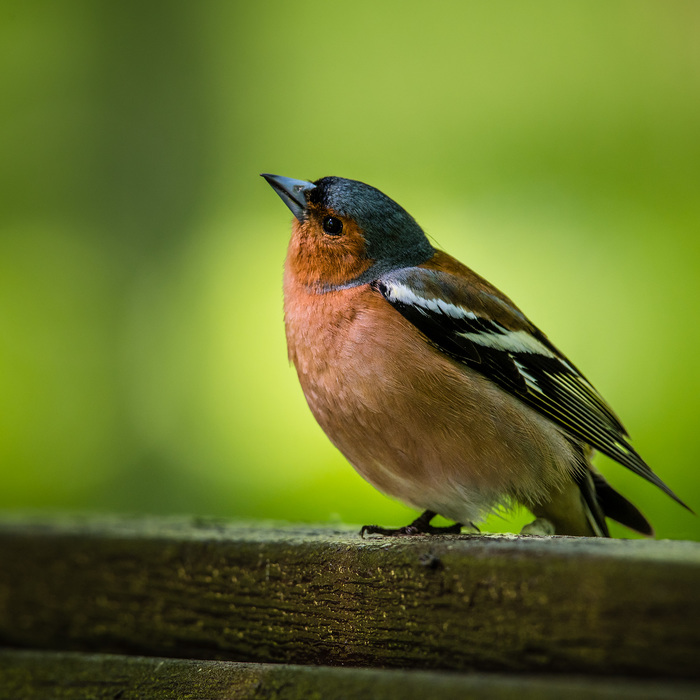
<box><xmin>283</xmin><ymin>264</ymin><xmax>578</xmax><ymax>525</ymax></box>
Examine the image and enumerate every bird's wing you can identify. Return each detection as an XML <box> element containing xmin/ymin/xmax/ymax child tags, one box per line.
<box><xmin>373</xmin><ymin>266</ymin><xmax>688</xmax><ymax>508</ymax></box>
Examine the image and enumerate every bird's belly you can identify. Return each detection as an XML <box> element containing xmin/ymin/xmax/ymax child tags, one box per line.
<box><xmin>286</xmin><ymin>289</ymin><xmax>577</xmax><ymax>524</ymax></box>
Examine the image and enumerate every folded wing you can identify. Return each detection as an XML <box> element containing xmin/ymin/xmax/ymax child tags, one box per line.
<box><xmin>373</xmin><ymin>266</ymin><xmax>688</xmax><ymax>509</ymax></box>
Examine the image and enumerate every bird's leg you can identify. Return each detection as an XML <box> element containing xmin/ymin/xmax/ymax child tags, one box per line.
<box><xmin>360</xmin><ymin>510</ymin><xmax>463</xmax><ymax>538</ymax></box>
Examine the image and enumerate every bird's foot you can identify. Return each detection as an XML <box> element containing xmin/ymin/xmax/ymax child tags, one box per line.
<box><xmin>520</xmin><ymin>517</ymin><xmax>556</xmax><ymax>536</ymax></box>
<box><xmin>360</xmin><ymin>510</ymin><xmax>465</xmax><ymax>538</ymax></box>
<box><xmin>360</xmin><ymin>522</ymin><xmax>463</xmax><ymax>537</ymax></box>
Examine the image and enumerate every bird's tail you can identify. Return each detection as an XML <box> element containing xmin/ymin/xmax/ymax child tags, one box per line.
<box><xmin>577</xmin><ymin>470</ymin><xmax>654</xmax><ymax>537</ymax></box>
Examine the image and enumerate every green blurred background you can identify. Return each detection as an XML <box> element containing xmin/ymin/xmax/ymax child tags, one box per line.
<box><xmin>1</xmin><ymin>1</ymin><xmax>698</xmax><ymax>539</ymax></box>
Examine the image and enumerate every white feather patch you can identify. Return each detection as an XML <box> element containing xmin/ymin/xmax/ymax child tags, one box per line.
<box><xmin>384</xmin><ymin>278</ymin><xmax>574</xmax><ymax>371</ymax></box>
<box><xmin>513</xmin><ymin>359</ymin><xmax>544</xmax><ymax>393</ymax></box>
<box><xmin>383</xmin><ymin>281</ymin><xmax>477</xmax><ymax>320</ymax></box>
<box><xmin>458</xmin><ymin>326</ymin><xmax>556</xmax><ymax>357</ymax></box>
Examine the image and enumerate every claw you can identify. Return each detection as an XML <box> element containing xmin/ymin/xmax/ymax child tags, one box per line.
<box><xmin>360</xmin><ymin>510</ymin><xmax>463</xmax><ymax>538</ymax></box>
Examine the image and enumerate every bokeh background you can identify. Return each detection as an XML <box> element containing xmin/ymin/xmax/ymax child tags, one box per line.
<box><xmin>1</xmin><ymin>1</ymin><xmax>698</xmax><ymax>539</ymax></box>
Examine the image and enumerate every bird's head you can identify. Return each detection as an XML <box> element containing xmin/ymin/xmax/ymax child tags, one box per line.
<box><xmin>262</xmin><ymin>174</ymin><xmax>435</xmax><ymax>291</ymax></box>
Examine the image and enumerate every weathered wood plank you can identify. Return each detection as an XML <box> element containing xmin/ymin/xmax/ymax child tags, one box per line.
<box><xmin>0</xmin><ymin>516</ymin><xmax>698</xmax><ymax>678</ymax></box>
<box><xmin>1</xmin><ymin>650</ymin><xmax>698</xmax><ymax>700</ymax></box>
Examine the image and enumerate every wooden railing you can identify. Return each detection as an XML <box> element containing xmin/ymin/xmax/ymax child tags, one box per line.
<box><xmin>0</xmin><ymin>516</ymin><xmax>698</xmax><ymax>698</ymax></box>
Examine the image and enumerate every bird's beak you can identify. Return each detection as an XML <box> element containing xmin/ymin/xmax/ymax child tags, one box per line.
<box><xmin>261</xmin><ymin>174</ymin><xmax>316</xmax><ymax>222</ymax></box>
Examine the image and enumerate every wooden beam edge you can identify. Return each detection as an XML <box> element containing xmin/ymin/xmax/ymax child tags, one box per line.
<box><xmin>1</xmin><ymin>650</ymin><xmax>699</xmax><ymax>700</ymax></box>
<box><xmin>0</xmin><ymin>515</ymin><xmax>698</xmax><ymax>679</ymax></box>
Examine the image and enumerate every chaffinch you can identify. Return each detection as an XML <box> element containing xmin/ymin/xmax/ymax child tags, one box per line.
<box><xmin>262</xmin><ymin>173</ymin><xmax>690</xmax><ymax>537</ymax></box>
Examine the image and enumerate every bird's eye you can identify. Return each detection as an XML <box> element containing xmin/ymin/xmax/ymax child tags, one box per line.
<box><xmin>322</xmin><ymin>216</ymin><xmax>343</xmax><ymax>236</ymax></box>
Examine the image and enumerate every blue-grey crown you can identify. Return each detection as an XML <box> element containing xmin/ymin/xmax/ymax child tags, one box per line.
<box><xmin>309</xmin><ymin>177</ymin><xmax>434</xmax><ymax>271</ymax></box>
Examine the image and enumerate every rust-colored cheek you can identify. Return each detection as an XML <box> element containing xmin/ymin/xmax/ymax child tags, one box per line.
<box><xmin>286</xmin><ymin>218</ymin><xmax>374</xmax><ymax>290</ymax></box>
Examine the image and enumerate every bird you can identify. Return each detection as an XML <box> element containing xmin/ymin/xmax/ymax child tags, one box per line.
<box><xmin>261</xmin><ymin>173</ymin><xmax>690</xmax><ymax>537</ymax></box>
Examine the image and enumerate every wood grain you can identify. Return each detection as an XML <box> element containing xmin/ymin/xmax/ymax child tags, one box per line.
<box><xmin>0</xmin><ymin>516</ymin><xmax>698</xmax><ymax>678</ymax></box>
<box><xmin>2</xmin><ymin>650</ymin><xmax>698</xmax><ymax>700</ymax></box>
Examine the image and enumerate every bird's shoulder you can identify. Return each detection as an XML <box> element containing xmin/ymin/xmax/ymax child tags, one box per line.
<box><xmin>376</xmin><ymin>249</ymin><xmax>543</xmax><ymax>337</ymax></box>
